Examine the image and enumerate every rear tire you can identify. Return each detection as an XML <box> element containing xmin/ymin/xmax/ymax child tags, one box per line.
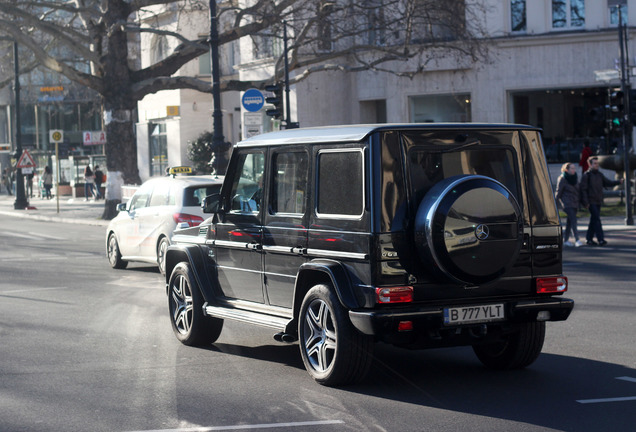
<box><xmin>473</xmin><ymin>322</ymin><xmax>546</xmax><ymax>370</ymax></box>
<box><xmin>168</xmin><ymin>262</ymin><xmax>223</xmax><ymax>346</ymax></box>
<box><xmin>298</xmin><ymin>284</ymin><xmax>373</xmax><ymax>386</ymax></box>
<box><xmin>107</xmin><ymin>233</ymin><xmax>127</xmax><ymax>269</ymax></box>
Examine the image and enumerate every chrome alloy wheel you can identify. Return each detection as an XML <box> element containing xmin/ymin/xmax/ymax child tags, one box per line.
<box><xmin>302</xmin><ymin>298</ymin><xmax>337</xmax><ymax>373</ymax></box>
<box><xmin>170</xmin><ymin>274</ymin><xmax>193</xmax><ymax>335</ymax></box>
<box><xmin>107</xmin><ymin>235</ymin><xmax>119</xmax><ymax>266</ymax></box>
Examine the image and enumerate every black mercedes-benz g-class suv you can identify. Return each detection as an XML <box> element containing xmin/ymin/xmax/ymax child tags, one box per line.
<box><xmin>165</xmin><ymin>124</ymin><xmax>573</xmax><ymax>386</ymax></box>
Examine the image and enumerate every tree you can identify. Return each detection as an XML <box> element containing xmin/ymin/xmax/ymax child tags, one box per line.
<box><xmin>187</xmin><ymin>131</ymin><xmax>231</xmax><ymax>175</ymax></box>
<box><xmin>0</xmin><ymin>0</ymin><xmax>489</xmax><ymax>218</ymax></box>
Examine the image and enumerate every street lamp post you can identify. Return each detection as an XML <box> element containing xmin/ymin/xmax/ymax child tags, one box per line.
<box><xmin>13</xmin><ymin>41</ymin><xmax>28</xmax><ymax>210</ymax></box>
<box><xmin>617</xmin><ymin>6</ymin><xmax>634</xmax><ymax>225</ymax></box>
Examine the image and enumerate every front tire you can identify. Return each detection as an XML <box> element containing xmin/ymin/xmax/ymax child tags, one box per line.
<box><xmin>473</xmin><ymin>322</ymin><xmax>546</xmax><ymax>370</ymax></box>
<box><xmin>107</xmin><ymin>233</ymin><xmax>127</xmax><ymax>269</ymax></box>
<box><xmin>168</xmin><ymin>262</ymin><xmax>223</xmax><ymax>346</ymax></box>
<box><xmin>298</xmin><ymin>284</ymin><xmax>373</xmax><ymax>386</ymax></box>
<box><xmin>157</xmin><ymin>236</ymin><xmax>170</xmax><ymax>275</ymax></box>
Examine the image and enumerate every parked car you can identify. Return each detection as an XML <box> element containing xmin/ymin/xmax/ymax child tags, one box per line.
<box><xmin>106</xmin><ymin>167</ymin><xmax>223</xmax><ymax>274</ymax></box>
<box><xmin>165</xmin><ymin>124</ymin><xmax>574</xmax><ymax>386</ymax></box>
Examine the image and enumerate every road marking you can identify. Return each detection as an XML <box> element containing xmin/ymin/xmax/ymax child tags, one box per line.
<box><xmin>576</xmin><ymin>376</ymin><xmax>636</xmax><ymax>404</ymax></box>
<box><xmin>126</xmin><ymin>420</ymin><xmax>344</xmax><ymax>432</ymax></box>
<box><xmin>617</xmin><ymin>376</ymin><xmax>636</xmax><ymax>383</ymax></box>
<box><xmin>28</xmin><ymin>231</ymin><xmax>66</xmax><ymax>240</ymax></box>
<box><xmin>3</xmin><ymin>287</ymin><xmax>68</xmax><ymax>294</ymax></box>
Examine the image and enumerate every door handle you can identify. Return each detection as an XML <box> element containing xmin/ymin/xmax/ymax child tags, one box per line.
<box><xmin>291</xmin><ymin>247</ymin><xmax>306</xmax><ymax>255</ymax></box>
<box><xmin>247</xmin><ymin>242</ymin><xmax>262</xmax><ymax>250</ymax></box>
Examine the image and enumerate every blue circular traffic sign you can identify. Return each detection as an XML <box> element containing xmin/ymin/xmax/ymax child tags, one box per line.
<box><xmin>242</xmin><ymin>88</ymin><xmax>265</xmax><ymax>112</ymax></box>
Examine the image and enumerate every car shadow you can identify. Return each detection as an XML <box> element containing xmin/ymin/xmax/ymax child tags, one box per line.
<box><xmin>193</xmin><ymin>340</ymin><xmax>635</xmax><ymax>431</ymax></box>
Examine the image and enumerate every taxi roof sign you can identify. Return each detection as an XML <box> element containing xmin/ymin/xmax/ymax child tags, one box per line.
<box><xmin>168</xmin><ymin>166</ymin><xmax>193</xmax><ymax>176</ymax></box>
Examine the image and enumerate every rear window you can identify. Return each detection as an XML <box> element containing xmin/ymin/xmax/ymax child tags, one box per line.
<box><xmin>183</xmin><ymin>184</ymin><xmax>222</xmax><ymax>207</ymax></box>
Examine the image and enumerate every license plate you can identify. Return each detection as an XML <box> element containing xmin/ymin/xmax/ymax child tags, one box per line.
<box><xmin>443</xmin><ymin>304</ymin><xmax>505</xmax><ymax>325</ymax></box>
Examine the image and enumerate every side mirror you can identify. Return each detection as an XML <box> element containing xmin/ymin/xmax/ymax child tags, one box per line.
<box><xmin>116</xmin><ymin>202</ymin><xmax>128</xmax><ymax>212</ymax></box>
<box><xmin>202</xmin><ymin>193</ymin><xmax>221</xmax><ymax>214</ymax></box>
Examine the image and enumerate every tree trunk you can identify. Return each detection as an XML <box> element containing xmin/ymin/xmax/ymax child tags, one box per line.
<box><xmin>101</xmin><ymin>0</ymin><xmax>140</xmax><ymax>220</ymax></box>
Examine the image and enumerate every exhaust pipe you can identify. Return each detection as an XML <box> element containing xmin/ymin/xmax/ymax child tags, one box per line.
<box><xmin>273</xmin><ymin>332</ymin><xmax>297</xmax><ymax>343</ymax></box>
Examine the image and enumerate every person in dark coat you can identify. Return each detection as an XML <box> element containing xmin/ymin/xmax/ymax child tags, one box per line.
<box><xmin>579</xmin><ymin>156</ymin><xmax>623</xmax><ymax>246</ymax></box>
<box><xmin>555</xmin><ymin>162</ymin><xmax>582</xmax><ymax>247</ymax></box>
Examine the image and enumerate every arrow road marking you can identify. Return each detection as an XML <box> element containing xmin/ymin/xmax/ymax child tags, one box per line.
<box><xmin>576</xmin><ymin>376</ymin><xmax>636</xmax><ymax>404</ymax></box>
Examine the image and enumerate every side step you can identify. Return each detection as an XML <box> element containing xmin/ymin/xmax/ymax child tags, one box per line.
<box><xmin>204</xmin><ymin>304</ymin><xmax>289</xmax><ymax>332</ymax></box>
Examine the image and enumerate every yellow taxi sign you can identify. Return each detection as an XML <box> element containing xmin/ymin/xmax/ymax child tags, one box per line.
<box><xmin>168</xmin><ymin>166</ymin><xmax>193</xmax><ymax>175</ymax></box>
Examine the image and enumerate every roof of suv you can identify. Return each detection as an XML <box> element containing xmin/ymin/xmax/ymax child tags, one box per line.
<box><xmin>237</xmin><ymin>123</ymin><xmax>540</xmax><ymax>147</ymax></box>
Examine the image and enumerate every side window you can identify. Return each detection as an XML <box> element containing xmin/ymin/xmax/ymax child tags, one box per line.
<box><xmin>129</xmin><ymin>183</ymin><xmax>153</xmax><ymax>211</ymax></box>
<box><xmin>317</xmin><ymin>149</ymin><xmax>364</xmax><ymax>217</ymax></box>
<box><xmin>149</xmin><ymin>184</ymin><xmax>169</xmax><ymax>206</ymax></box>
<box><xmin>272</xmin><ymin>152</ymin><xmax>308</xmax><ymax>214</ymax></box>
<box><xmin>228</xmin><ymin>151</ymin><xmax>265</xmax><ymax>213</ymax></box>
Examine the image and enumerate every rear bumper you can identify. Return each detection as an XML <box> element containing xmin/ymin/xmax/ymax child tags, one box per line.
<box><xmin>349</xmin><ymin>297</ymin><xmax>574</xmax><ymax>343</ymax></box>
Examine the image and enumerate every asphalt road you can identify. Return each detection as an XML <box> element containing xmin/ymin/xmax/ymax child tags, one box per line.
<box><xmin>0</xmin><ymin>216</ymin><xmax>635</xmax><ymax>432</ymax></box>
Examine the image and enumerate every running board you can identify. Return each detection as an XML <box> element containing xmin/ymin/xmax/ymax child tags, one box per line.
<box><xmin>203</xmin><ymin>304</ymin><xmax>289</xmax><ymax>331</ymax></box>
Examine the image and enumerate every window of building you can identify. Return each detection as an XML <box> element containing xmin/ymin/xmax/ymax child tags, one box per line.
<box><xmin>151</xmin><ymin>35</ymin><xmax>170</xmax><ymax>64</ymax></box>
<box><xmin>317</xmin><ymin>150</ymin><xmax>364</xmax><ymax>217</ymax></box>
<box><xmin>511</xmin><ymin>0</ymin><xmax>527</xmax><ymax>32</ymax></box>
<box><xmin>0</xmin><ymin>106</ymin><xmax>10</xmax><ymax>144</ymax></box>
<box><xmin>149</xmin><ymin>123</ymin><xmax>168</xmax><ymax>177</ymax></box>
<box><xmin>272</xmin><ymin>151</ymin><xmax>308</xmax><ymax>215</ymax></box>
<box><xmin>252</xmin><ymin>33</ymin><xmax>282</xmax><ymax>60</ymax></box>
<box><xmin>199</xmin><ymin>52</ymin><xmax>211</xmax><ymax>75</ymax></box>
<box><xmin>609</xmin><ymin>2</ymin><xmax>628</xmax><ymax>26</ymax></box>
<box><xmin>410</xmin><ymin>94</ymin><xmax>471</xmax><ymax>123</ymax></box>
<box><xmin>552</xmin><ymin>0</ymin><xmax>585</xmax><ymax>28</ymax></box>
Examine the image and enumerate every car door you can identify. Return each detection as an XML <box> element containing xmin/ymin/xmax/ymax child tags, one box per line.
<box><xmin>137</xmin><ymin>180</ymin><xmax>170</xmax><ymax>260</ymax></box>
<box><xmin>214</xmin><ymin>150</ymin><xmax>266</xmax><ymax>303</ymax></box>
<box><xmin>262</xmin><ymin>148</ymin><xmax>309</xmax><ymax>308</ymax></box>
<box><xmin>119</xmin><ymin>182</ymin><xmax>153</xmax><ymax>257</ymax></box>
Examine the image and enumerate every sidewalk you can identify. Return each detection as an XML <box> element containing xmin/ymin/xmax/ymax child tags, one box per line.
<box><xmin>0</xmin><ymin>193</ymin><xmax>109</xmax><ymax>227</ymax></box>
<box><xmin>1</xmin><ymin>190</ymin><xmax>634</xmax><ymax>232</ymax></box>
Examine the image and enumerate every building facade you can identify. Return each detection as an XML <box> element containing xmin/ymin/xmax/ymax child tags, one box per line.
<box><xmin>135</xmin><ymin>0</ymin><xmax>636</xmax><ymax>180</ymax></box>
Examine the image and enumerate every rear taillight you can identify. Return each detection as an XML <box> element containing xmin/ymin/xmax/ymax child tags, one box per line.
<box><xmin>173</xmin><ymin>213</ymin><xmax>204</xmax><ymax>227</ymax></box>
<box><xmin>536</xmin><ymin>276</ymin><xmax>568</xmax><ymax>294</ymax></box>
<box><xmin>376</xmin><ymin>286</ymin><xmax>414</xmax><ymax>304</ymax></box>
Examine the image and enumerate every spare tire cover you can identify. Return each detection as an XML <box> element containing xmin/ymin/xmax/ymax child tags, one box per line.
<box><xmin>414</xmin><ymin>175</ymin><xmax>523</xmax><ymax>285</ymax></box>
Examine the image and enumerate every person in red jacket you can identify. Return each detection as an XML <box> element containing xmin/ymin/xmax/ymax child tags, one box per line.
<box><xmin>579</xmin><ymin>140</ymin><xmax>593</xmax><ymax>173</ymax></box>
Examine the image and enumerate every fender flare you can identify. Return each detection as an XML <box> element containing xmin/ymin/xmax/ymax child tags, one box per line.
<box><xmin>286</xmin><ymin>259</ymin><xmax>360</xmax><ymax>334</ymax></box>
<box><xmin>165</xmin><ymin>245</ymin><xmax>217</xmax><ymax>304</ymax></box>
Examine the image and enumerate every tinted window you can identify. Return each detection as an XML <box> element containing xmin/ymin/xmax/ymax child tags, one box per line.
<box><xmin>317</xmin><ymin>150</ymin><xmax>363</xmax><ymax>216</ymax></box>
<box><xmin>184</xmin><ymin>185</ymin><xmax>222</xmax><ymax>207</ymax></box>
<box><xmin>408</xmin><ymin>147</ymin><xmax>518</xmax><ymax>208</ymax></box>
<box><xmin>229</xmin><ymin>152</ymin><xmax>265</xmax><ymax>213</ymax></box>
<box><xmin>272</xmin><ymin>152</ymin><xmax>308</xmax><ymax>214</ymax></box>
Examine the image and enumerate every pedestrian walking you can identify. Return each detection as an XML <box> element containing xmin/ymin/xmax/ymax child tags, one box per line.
<box><xmin>2</xmin><ymin>168</ymin><xmax>11</xmax><ymax>195</ymax></box>
<box><xmin>579</xmin><ymin>140</ymin><xmax>593</xmax><ymax>173</ymax></box>
<box><xmin>93</xmin><ymin>165</ymin><xmax>104</xmax><ymax>200</ymax></box>
<box><xmin>83</xmin><ymin>165</ymin><xmax>95</xmax><ymax>200</ymax></box>
<box><xmin>579</xmin><ymin>156</ymin><xmax>623</xmax><ymax>246</ymax></box>
<box><xmin>555</xmin><ymin>163</ymin><xmax>583</xmax><ymax>247</ymax></box>
<box><xmin>25</xmin><ymin>170</ymin><xmax>34</xmax><ymax>198</ymax></box>
<box><xmin>42</xmin><ymin>166</ymin><xmax>53</xmax><ymax>200</ymax></box>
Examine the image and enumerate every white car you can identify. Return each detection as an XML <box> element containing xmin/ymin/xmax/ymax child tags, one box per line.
<box><xmin>106</xmin><ymin>169</ymin><xmax>223</xmax><ymax>274</ymax></box>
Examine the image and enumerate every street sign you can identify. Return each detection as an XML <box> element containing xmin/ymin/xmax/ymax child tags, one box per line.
<box><xmin>594</xmin><ymin>69</ymin><xmax>620</xmax><ymax>82</ymax></box>
<box><xmin>83</xmin><ymin>130</ymin><xmax>107</xmax><ymax>146</ymax></box>
<box><xmin>17</xmin><ymin>149</ymin><xmax>36</xmax><ymax>169</ymax></box>
<box><xmin>242</xmin><ymin>88</ymin><xmax>265</xmax><ymax>112</ymax></box>
<box><xmin>49</xmin><ymin>129</ymin><xmax>63</xmax><ymax>143</ymax></box>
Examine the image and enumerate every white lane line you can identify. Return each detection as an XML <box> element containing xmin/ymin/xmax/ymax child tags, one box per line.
<box><xmin>3</xmin><ymin>287</ymin><xmax>68</xmax><ymax>294</ymax></box>
<box><xmin>617</xmin><ymin>376</ymin><xmax>636</xmax><ymax>383</ymax></box>
<box><xmin>28</xmin><ymin>232</ymin><xmax>66</xmax><ymax>240</ymax></box>
<box><xmin>576</xmin><ymin>396</ymin><xmax>636</xmax><ymax>404</ymax></box>
<box><xmin>126</xmin><ymin>420</ymin><xmax>344</xmax><ymax>432</ymax></box>
<box><xmin>576</xmin><ymin>376</ymin><xmax>636</xmax><ymax>404</ymax></box>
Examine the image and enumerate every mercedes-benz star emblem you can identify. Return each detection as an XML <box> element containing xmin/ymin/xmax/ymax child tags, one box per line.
<box><xmin>475</xmin><ymin>224</ymin><xmax>489</xmax><ymax>241</ymax></box>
